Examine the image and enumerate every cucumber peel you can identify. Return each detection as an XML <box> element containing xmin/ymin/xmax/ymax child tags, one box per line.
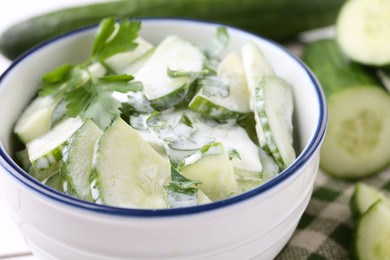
<box><xmin>350</xmin><ymin>182</ymin><xmax>390</xmax><ymax>218</ymax></box>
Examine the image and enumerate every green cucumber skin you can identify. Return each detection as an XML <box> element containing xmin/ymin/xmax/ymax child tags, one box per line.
<box><xmin>302</xmin><ymin>39</ymin><xmax>382</xmax><ymax>100</ymax></box>
<box><xmin>188</xmin><ymin>94</ymin><xmax>245</xmax><ymax>120</ymax></box>
<box><xmin>0</xmin><ymin>0</ymin><xmax>345</xmax><ymax>60</ymax></box>
<box><xmin>351</xmin><ymin>201</ymin><xmax>390</xmax><ymax>260</ymax></box>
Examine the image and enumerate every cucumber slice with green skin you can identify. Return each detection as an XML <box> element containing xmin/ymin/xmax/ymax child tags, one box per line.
<box><xmin>14</xmin><ymin>96</ymin><xmax>59</xmax><ymax>144</ymax></box>
<box><xmin>198</xmin><ymin>190</ymin><xmax>212</xmax><ymax>205</ymax></box>
<box><xmin>43</xmin><ymin>172</ymin><xmax>63</xmax><ymax>192</ymax></box>
<box><xmin>234</xmin><ymin>167</ymin><xmax>264</xmax><ymax>193</ymax></box>
<box><xmin>29</xmin><ymin>162</ymin><xmax>60</xmax><ymax>182</ymax></box>
<box><xmin>241</xmin><ymin>41</ymin><xmax>275</xmax><ymax>150</ymax></box>
<box><xmin>26</xmin><ymin>117</ymin><xmax>83</xmax><ymax>171</ymax></box>
<box><xmin>134</xmin><ymin>35</ymin><xmax>205</xmax><ymax>110</ymax></box>
<box><xmin>90</xmin><ymin>117</ymin><xmax>170</xmax><ymax>209</ymax></box>
<box><xmin>303</xmin><ymin>40</ymin><xmax>390</xmax><ymax>179</ymax></box>
<box><xmin>352</xmin><ymin>201</ymin><xmax>390</xmax><ymax>260</ymax></box>
<box><xmin>179</xmin><ymin>142</ymin><xmax>240</xmax><ymax>201</ymax></box>
<box><xmin>189</xmin><ymin>52</ymin><xmax>251</xmax><ymax>119</ymax></box>
<box><xmin>104</xmin><ymin>37</ymin><xmax>154</xmax><ymax>74</ymax></box>
<box><xmin>15</xmin><ymin>149</ymin><xmax>31</xmax><ymax>172</ymax></box>
<box><xmin>321</xmin><ymin>87</ymin><xmax>390</xmax><ymax>179</ymax></box>
<box><xmin>351</xmin><ymin>182</ymin><xmax>390</xmax><ymax>218</ymax></box>
<box><xmin>336</xmin><ymin>0</ymin><xmax>390</xmax><ymax>66</ymax></box>
<box><xmin>60</xmin><ymin>120</ymin><xmax>103</xmax><ymax>202</ymax></box>
<box><xmin>254</xmin><ymin>76</ymin><xmax>296</xmax><ymax>169</ymax></box>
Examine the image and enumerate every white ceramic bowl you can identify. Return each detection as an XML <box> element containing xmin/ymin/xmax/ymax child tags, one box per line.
<box><xmin>0</xmin><ymin>19</ymin><xmax>327</xmax><ymax>259</ymax></box>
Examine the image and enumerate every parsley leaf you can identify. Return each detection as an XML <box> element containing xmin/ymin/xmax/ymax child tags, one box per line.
<box><xmin>164</xmin><ymin>167</ymin><xmax>201</xmax><ymax>208</ymax></box>
<box><xmin>39</xmin><ymin>64</ymin><xmax>82</xmax><ymax>96</ymax></box>
<box><xmin>38</xmin><ymin>18</ymin><xmax>143</xmax><ymax>130</ymax></box>
<box><xmin>64</xmin><ymin>75</ymin><xmax>142</xmax><ymax>129</ymax></box>
<box><xmin>92</xmin><ymin>18</ymin><xmax>141</xmax><ymax>62</ymax></box>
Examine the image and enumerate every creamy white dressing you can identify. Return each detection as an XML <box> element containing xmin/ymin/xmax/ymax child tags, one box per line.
<box><xmin>136</xmin><ymin>108</ymin><xmax>263</xmax><ymax>172</ymax></box>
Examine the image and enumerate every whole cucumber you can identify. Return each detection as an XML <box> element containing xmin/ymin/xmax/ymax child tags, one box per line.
<box><xmin>0</xmin><ymin>0</ymin><xmax>345</xmax><ymax>60</ymax></box>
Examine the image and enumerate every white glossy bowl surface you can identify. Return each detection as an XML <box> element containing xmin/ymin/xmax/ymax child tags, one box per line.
<box><xmin>0</xmin><ymin>19</ymin><xmax>327</xmax><ymax>259</ymax></box>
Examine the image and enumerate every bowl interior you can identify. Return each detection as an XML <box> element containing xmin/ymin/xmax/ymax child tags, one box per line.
<box><xmin>0</xmin><ymin>19</ymin><xmax>326</xmax><ymax>213</ymax></box>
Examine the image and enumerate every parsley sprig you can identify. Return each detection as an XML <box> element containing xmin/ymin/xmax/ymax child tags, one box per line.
<box><xmin>39</xmin><ymin>18</ymin><xmax>142</xmax><ymax>129</ymax></box>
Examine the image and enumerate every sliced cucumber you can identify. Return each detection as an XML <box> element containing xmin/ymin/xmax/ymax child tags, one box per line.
<box><xmin>179</xmin><ymin>142</ymin><xmax>240</xmax><ymax>201</ymax></box>
<box><xmin>104</xmin><ymin>37</ymin><xmax>154</xmax><ymax>74</ymax></box>
<box><xmin>241</xmin><ymin>41</ymin><xmax>274</xmax><ymax>150</ymax></box>
<box><xmin>14</xmin><ymin>96</ymin><xmax>59</xmax><ymax>144</ymax></box>
<box><xmin>189</xmin><ymin>52</ymin><xmax>251</xmax><ymax>119</ymax></box>
<box><xmin>303</xmin><ymin>39</ymin><xmax>390</xmax><ymax>179</ymax></box>
<box><xmin>26</xmin><ymin>117</ymin><xmax>83</xmax><ymax>171</ymax></box>
<box><xmin>43</xmin><ymin>172</ymin><xmax>63</xmax><ymax>192</ymax></box>
<box><xmin>351</xmin><ymin>182</ymin><xmax>390</xmax><ymax>218</ymax></box>
<box><xmin>320</xmin><ymin>87</ymin><xmax>390</xmax><ymax>178</ymax></box>
<box><xmin>134</xmin><ymin>35</ymin><xmax>205</xmax><ymax>110</ymax></box>
<box><xmin>198</xmin><ymin>190</ymin><xmax>212</xmax><ymax>205</ymax></box>
<box><xmin>15</xmin><ymin>149</ymin><xmax>31</xmax><ymax>172</ymax></box>
<box><xmin>234</xmin><ymin>168</ymin><xmax>264</xmax><ymax>193</ymax></box>
<box><xmin>90</xmin><ymin>117</ymin><xmax>170</xmax><ymax>209</ymax></box>
<box><xmin>336</xmin><ymin>0</ymin><xmax>390</xmax><ymax>66</ymax></box>
<box><xmin>353</xmin><ymin>201</ymin><xmax>390</xmax><ymax>260</ymax></box>
<box><xmin>254</xmin><ymin>76</ymin><xmax>296</xmax><ymax>169</ymax></box>
<box><xmin>60</xmin><ymin>120</ymin><xmax>103</xmax><ymax>202</ymax></box>
<box><xmin>29</xmin><ymin>162</ymin><xmax>60</xmax><ymax>182</ymax></box>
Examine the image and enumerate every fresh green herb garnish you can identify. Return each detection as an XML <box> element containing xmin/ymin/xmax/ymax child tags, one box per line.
<box><xmin>92</xmin><ymin>18</ymin><xmax>140</xmax><ymax>62</ymax></box>
<box><xmin>202</xmin><ymin>27</ymin><xmax>229</xmax><ymax>59</ymax></box>
<box><xmin>164</xmin><ymin>167</ymin><xmax>201</xmax><ymax>208</ymax></box>
<box><xmin>39</xmin><ymin>18</ymin><xmax>142</xmax><ymax>129</ymax></box>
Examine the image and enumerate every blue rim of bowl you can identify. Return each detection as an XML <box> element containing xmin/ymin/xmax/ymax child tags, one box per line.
<box><xmin>0</xmin><ymin>18</ymin><xmax>327</xmax><ymax>217</ymax></box>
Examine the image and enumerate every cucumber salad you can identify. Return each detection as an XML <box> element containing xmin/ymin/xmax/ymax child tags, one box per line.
<box><xmin>14</xmin><ymin>18</ymin><xmax>296</xmax><ymax>209</ymax></box>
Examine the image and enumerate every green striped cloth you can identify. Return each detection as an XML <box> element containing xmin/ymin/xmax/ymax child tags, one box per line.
<box><xmin>276</xmin><ymin>167</ymin><xmax>390</xmax><ymax>260</ymax></box>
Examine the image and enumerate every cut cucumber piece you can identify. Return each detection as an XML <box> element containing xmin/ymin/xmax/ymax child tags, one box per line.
<box><xmin>179</xmin><ymin>142</ymin><xmax>240</xmax><ymax>201</ymax></box>
<box><xmin>336</xmin><ymin>0</ymin><xmax>390</xmax><ymax>66</ymax></box>
<box><xmin>353</xmin><ymin>201</ymin><xmax>390</xmax><ymax>260</ymax></box>
<box><xmin>90</xmin><ymin>117</ymin><xmax>170</xmax><ymax>209</ymax></box>
<box><xmin>104</xmin><ymin>37</ymin><xmax>154</xmax><ymax>74</ymax></box>
<box><xmin>29</xmin><ymin>162</ymin><xmax>60</xmax><ymax>182</ymax></box>
<box><xmin>26</xmin><ymin>117</ymin><xmax>83</xmax><ymax>171</ymax></box>
<box><xmin>321</xmin><ymin>87</ymin><xmax>390</xmax><ymax>178</ymax></box>
<box><xmin>60</xmin><ymin>120</ymin><xmax>103</xmax><ymax>202</ymax></box>
<box><xmin>242</xmin><ymin>41</ymin><xmax>274</xmax><ymax>150</ymax></box>
<box><xmin>303</xmin><ymin>40</ymin><xmax>390</xmax><ymax>179</ymax></box>
<box><xmin>134</xmin><ymin>35</ymin><xmax>205</xmax><ymax>110</ymax></box>
<box><xmin>254</xmin><ymin>76</ymin><xmax>296</xmax><ymax>169</ymax></box>
<box><xmin>189</xmin><ymin>52</ymin><xmax>251</xmax><ymax>119</ymax></box>
<box><xmin>198</xmin><ymin>190</ymin><xmax>212</xmax><ymax>205</ymax></box>
<box><xmin>351</xmin><ymin>182</ymin><xmax>390</xmax><ymax>218</ymax></box>
<box><xmin>14</xmin><ymin>96</ymin><xmax>59</xmax><ymax>144</ymax></box>
<box><xmin>234</xmin><ymin>168</ymin><xmax>264</xmax><ymax>193</ymax></box>
<box><xmin>43</xmin><ymin>172</ymin><xmax>63</xmax><ymax>192</ymax></box>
